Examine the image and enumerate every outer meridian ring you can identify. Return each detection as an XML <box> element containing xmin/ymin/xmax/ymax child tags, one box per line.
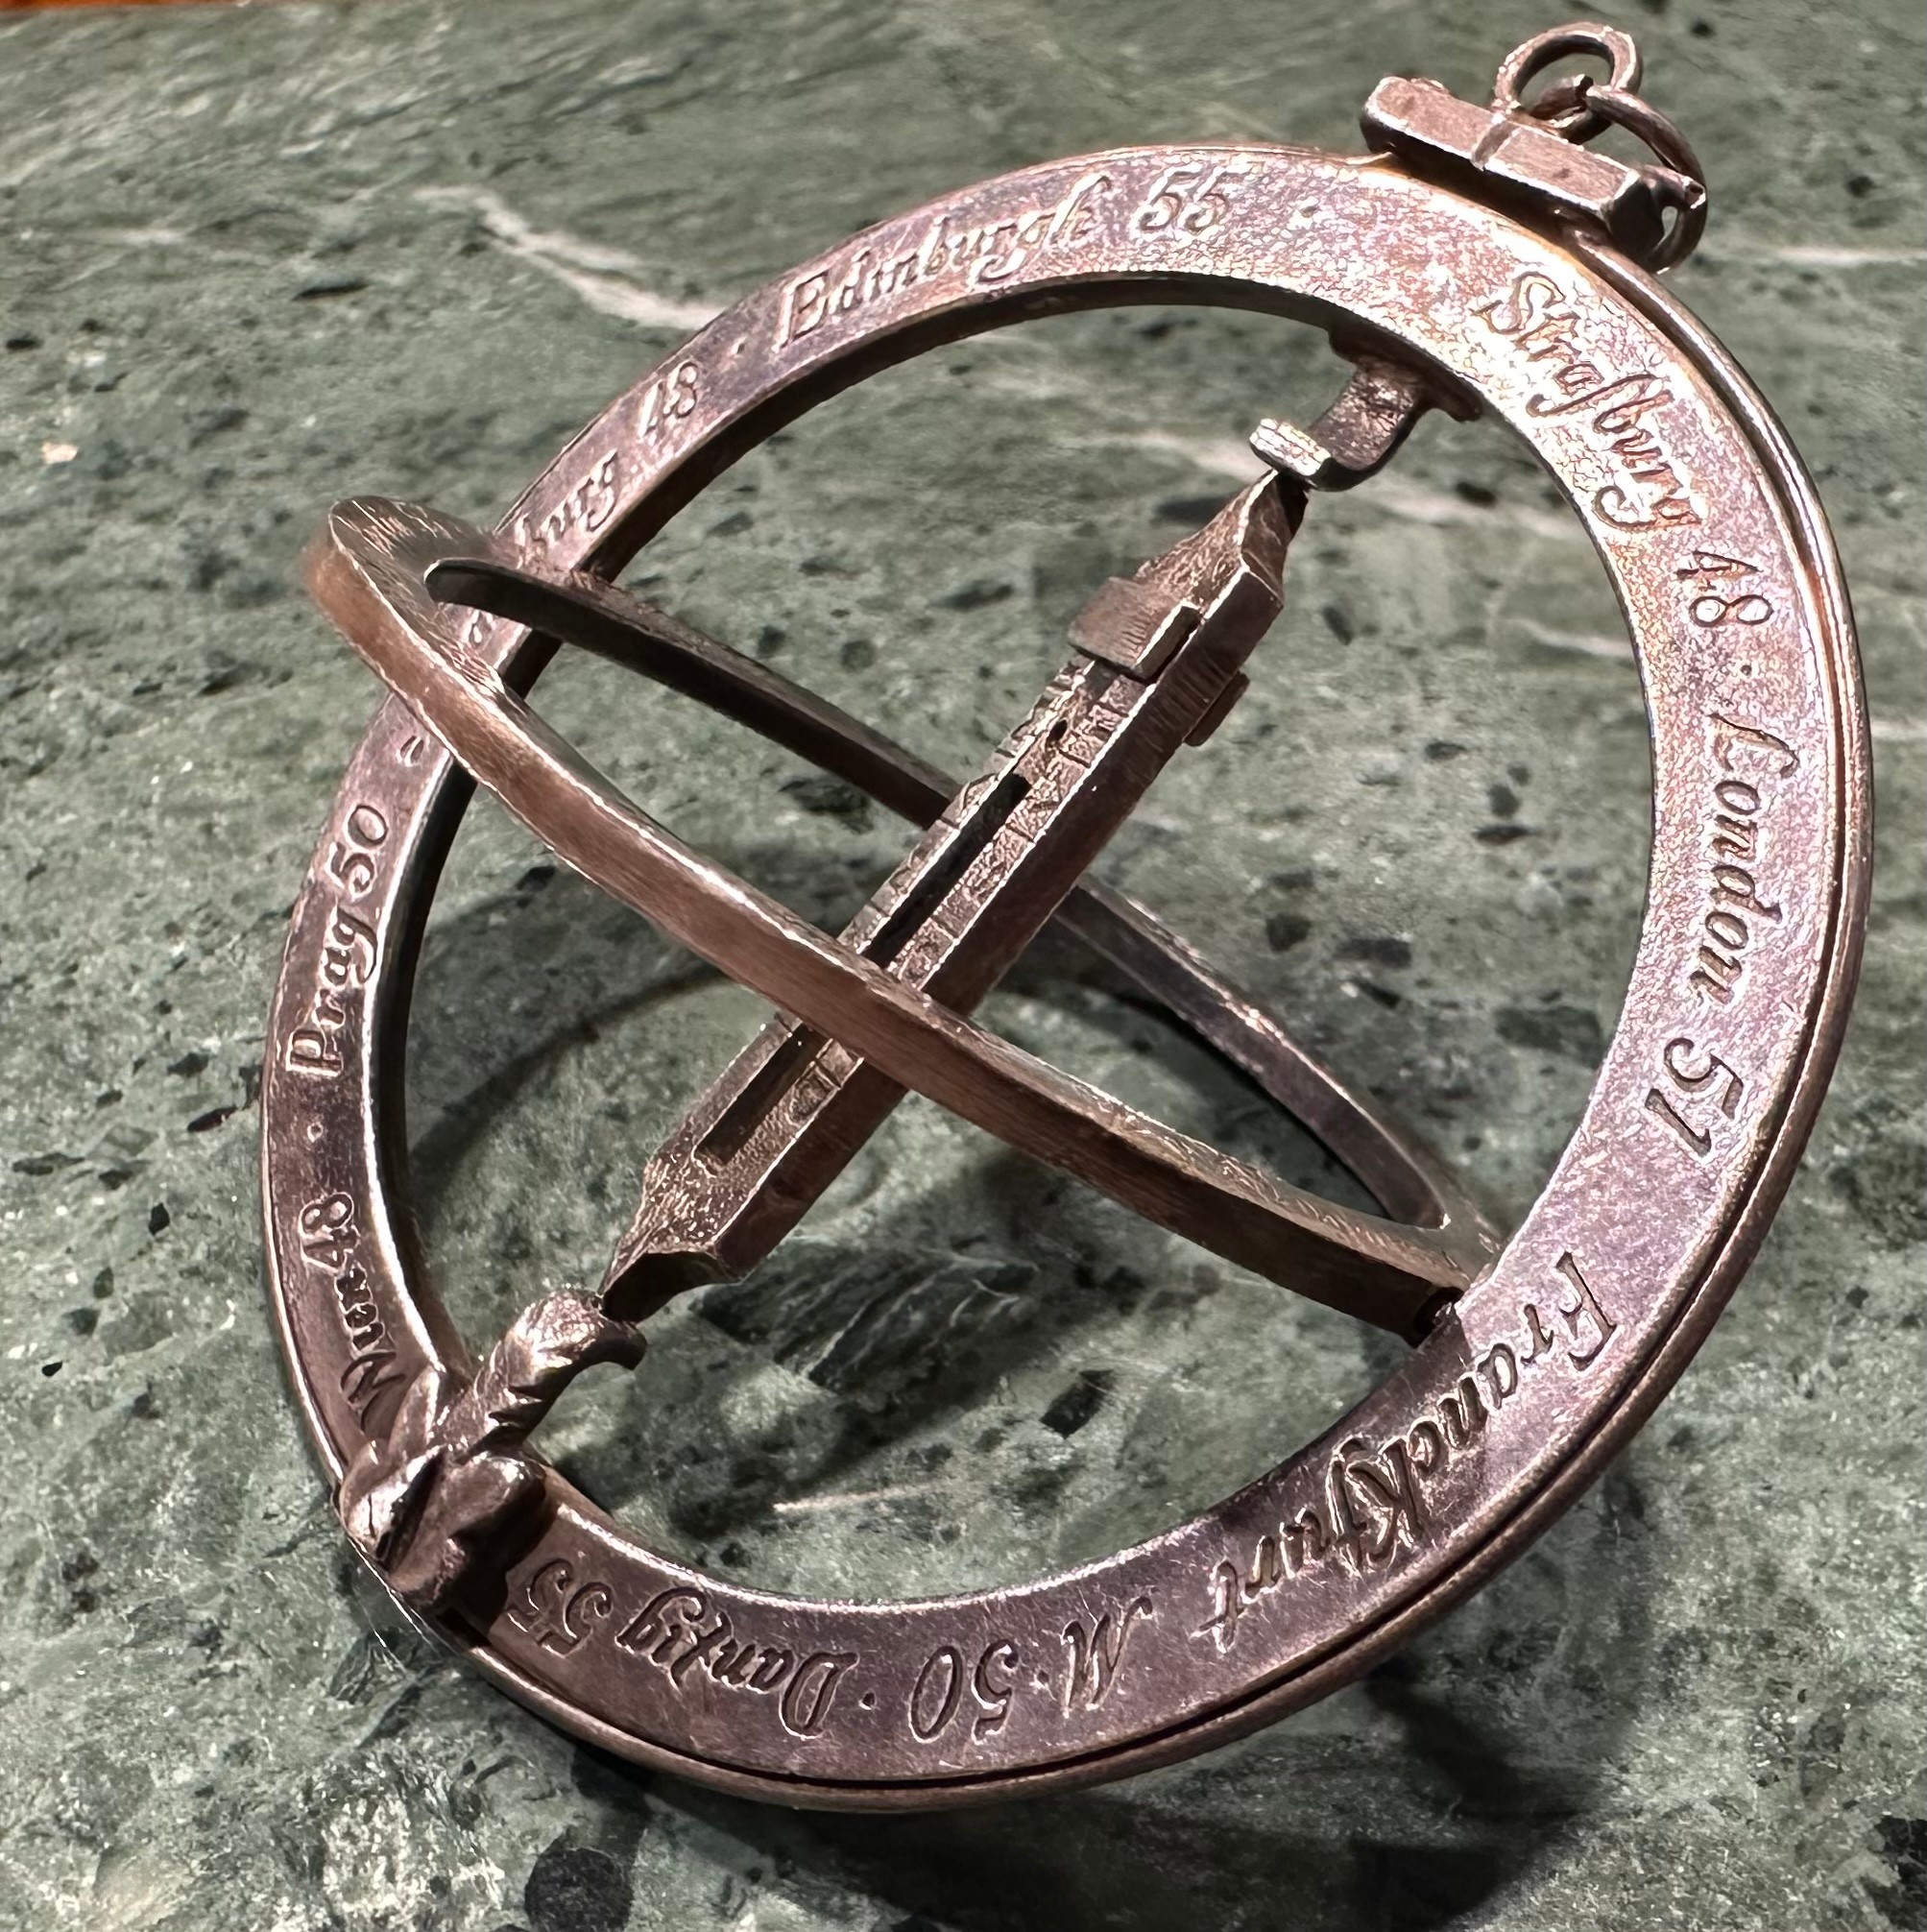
<box><xmin>262</xmin><ymin>144</ymin><xmax>1867</xmax><ymax>1805</ymax></box>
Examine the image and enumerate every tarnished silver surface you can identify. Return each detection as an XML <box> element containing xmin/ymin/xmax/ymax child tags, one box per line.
<box><xmin>263</xmin><ymin>27</ymin><xmax>1869</xmax><ymax>1808</ymax></box>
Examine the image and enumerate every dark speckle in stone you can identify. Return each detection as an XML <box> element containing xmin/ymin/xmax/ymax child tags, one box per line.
<box><xmin>168</xmin><ymin>1050</ymin><xmax>209</xmax><ymax>1077</ymax></box>
<box><xmin>1425</xmin><ymin>738</ymin><xmax>1468</xmax><ymax>761</ymax></box>
<box><xmin>1004</xmin><ymin>1460</ymin><xmax>1072</xmax><ymax>1516</ymax></box>
<box><xmin>781</xmin><ymin>775</ymin><xmax>873</xmax><ymax>832</ymax></box>
<box><xmin>1321</xmin><ymin>603</ymin><xmax>1353</xmax><ymax>642</ymax></box>
<box><xmin>1476</xmin><ymin>822</ymin><xmax>1534</xmax><ymax>846</ymax></box>
<box><xmin>1041</xmin><ymin>1368</ymin><xmax>1112</xmax><ymax>1437</ymax></box>
<box><xmin>12</xmin><ymin>1151</ymin><xmax>78</xmax><ymax>1176</ymax></box>
<box><xmin>1339</xmin><ymin>934</ymin><xmax>1412</xmax><ymax>969</ymax></box>
<box><xmin>1454</xmin><ymin>478</ymin><xmax>1497</xmax><ymax>505</ymax></box>
<box><xmin>187</xmin><ymin>403</ymin><xmax>249</xmax><ymax>445</ymax></box>
<box><xmin>187</xmin><ymin>1106</ymin><xmax>235</xmax><ymax>1134</ymax></box>
<box><xmin>292</xmin><ymin>275</ymin><xmax>368</xmax><ymax>300</ymax></box>
<box><xmin>1487</xmin><ymin>783</ymin><xmax>1520</xmax><ymax>819</ymax></box>
<box><xmin>934</xmin><ymin>577</ymin><xmax>1013</xmax><ymax>611</ymax></box>
<box><xmin>1867</xmin><ymin>1816</ymin><xmax>1927</xmax><ymax>1929</ymax></box>
<box><xmin>64</xmin><ymin>1307</ymin><xmax>97</xmax><ymax>1337</ymax></box>
<box><xmin>839</xmin><ymin>637</ymin><xmax>877</xmax><ymax>669</ymax></box>
<box><xmin>1265</xmin><ymin>911</ymin><xmax>1312</xmax><ymax>953</ymax></box>
<box><xmin>1828</xmin><ymin>1140</ymin><xmax>1927</xmax><ymax>1248</ymax></box>
<box><xmin>62</xmin><ymin>1549</ymin><xmax>98</xmax><ymax>1614</ymax></box>
<box><xmin>522</xmin><ymin>1837</ymin><xmax>633</xmax><ymax>1932</ymax></box>
<box><xmin>199</xmin><ymin>660</ymin><xmax>250</xmax><ymax>695</ymax></box>
<box><xmin>148</xmin><ymin>1202</ymin><xmax>172</xmax><ymax>1236</ymax></box>
<box><xmin>1496</xmin><ymin>1003</ymin><xmax>1603</xmax><ymax>1064</ymax></box>
<box><xmin>1156</xmin><ymin>494</ymin><xmax>1228</xmax><ymax>523</ymax></box>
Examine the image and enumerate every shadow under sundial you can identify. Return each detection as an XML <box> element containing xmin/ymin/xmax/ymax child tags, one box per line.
<box><xmin>555</xmin><ymin>1457</ymin><xmax>1656</xmax><ymax>1932</ymax></box>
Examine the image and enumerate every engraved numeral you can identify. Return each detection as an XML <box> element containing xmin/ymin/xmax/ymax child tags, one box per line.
<box><xmin>1134</xmin><ymin>161</ymin><xmax>1250</xmax><ymax>236</ymax></box>
<box><xmin>1689</xmin><ymin>592</ymin><xmax>1772</xmax><ymax>627</ymax></box>
<box><xmin>1644</xmin><ymin>1034</ymin><xmax>1745</xmax><ymax>1159</ymax></box>
<box><xmin>638</xmin><ymin>361</ymin><xmax>700</xmax><ymax>441</ymax></box>
<box><xmin>908</xmin><ymin>1645</ymin><xmax>963</xmax><ymax>1742</ymax></box>
<box><xmin>1677</xmin><ymin>550</ymin><xmax>1772</xmax><ymax>625</ymax></box>
<box><xmin>908</xmin><ymin>1636</ymin><xmax>1023</xmax><ymax>1745</ymax></box>
<box><xmin>325</xmin><ymin>801</ymin><xmax>389</xmax><ymax>897</ymax></box>
<box><xmin>1676</xmin><ymin>548</ymin><xmax>1759</xmax><ymax>587</ymax></box>
<box><xmin>299</xmin><ymin>1190</ymin><xmax>358</xmax><ymax>1270</ymax></box>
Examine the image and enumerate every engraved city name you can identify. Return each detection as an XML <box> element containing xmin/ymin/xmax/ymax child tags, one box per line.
<box><xmin>779</xmin><ymin>169</ymin><xmax>1114</xmax><ymax>346</ymax></box>
<box><xmin>283</xmin><ymin>800</ymin><xmax>389</xmax><ymax>1078</ymax></box>
<box><xmin>1476</xmin><ymin>267</ymin><xmax>1701</xmax><ymax>530</ymax></box>
<box><xmin>511</xmin><ymin>448</ymin><xmax>622</xmax><ymax>567</ymax></box>
<box><xmin>295</xmin><ymin>1188</ymin><xmax>406</xmax><ymax>1426</ymax></box>
<box><xmin>509</xmin><ymin>1562</ymin><xmax>860</xmax><ymax>1741</ymax></box>
<box><xmin>1688</xmin><ymin>713</ymin><xmax>1800</xmax><ymax>1010</ymax></box>
<box><xmin>1194</xmin><ymin>1253</ymin><xmax>1617</xmax><ymax>1653</ymax></box>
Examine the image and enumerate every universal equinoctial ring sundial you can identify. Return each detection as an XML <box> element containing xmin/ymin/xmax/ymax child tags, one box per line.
<box><xmin>264</xmin><ymin>23</ymin><xmax>1868</xmax><ymax>1807</ymax></box>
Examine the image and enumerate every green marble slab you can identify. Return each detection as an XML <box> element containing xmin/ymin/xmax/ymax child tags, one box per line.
<box><xmin>0</xmin><ymin>2</ymin><xmax>1919</xmax><ymax>1926</ymax></box>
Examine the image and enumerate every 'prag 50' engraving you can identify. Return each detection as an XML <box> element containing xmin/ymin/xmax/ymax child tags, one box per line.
<box><xmin>284</xmin><ymin>801</ymin><xmax>387</xmax><ymax>1078</ymax></box>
